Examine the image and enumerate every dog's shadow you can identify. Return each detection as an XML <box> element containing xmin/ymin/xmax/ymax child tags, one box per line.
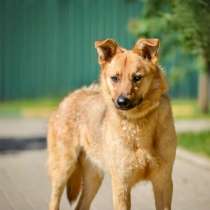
<box><xmin>0</xmin><ymin>137</ymin><xmax>46</xmax><ymax>154</ymax></box>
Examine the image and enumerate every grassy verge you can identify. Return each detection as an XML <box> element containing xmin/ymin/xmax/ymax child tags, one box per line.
<box><xmin>0</xmin><ymin>98</ymin><xmax>60</xmax><ymax>118</ymax></box>
<box><xmin>172</xmin><ymin>99</ymin><xmax>210</xmax><ymax>119</ymax></box>
<box><xmin>178</xmin><ymin>131</ymin><xmax>210</xmax><ymax>158</ymax></box>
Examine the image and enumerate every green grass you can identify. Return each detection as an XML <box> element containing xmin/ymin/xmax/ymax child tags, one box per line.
<box><xmin>172</xmin><ymin>99</ymin><xmax>210</xmax><ymax>119</ymax></box>
<box><xmin>0</xmin><ymin>98</ymin><xmax>60</xmax><ymax>108</ymax></box>
<box><xmin>0</xmin><ymin>98</ymin><xmax>60</xmax><ymax>117</ymax></box>
<box><xmin>178</xmin><ymin>131</ymin><xmax>210</xmax><ymax>158</ymax></box>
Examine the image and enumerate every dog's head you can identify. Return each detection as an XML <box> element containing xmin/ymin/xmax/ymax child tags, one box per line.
<box><xmin>95</xmin><ymin>38</ymin><xmax>167</xmax><ymax>118</ymax></box>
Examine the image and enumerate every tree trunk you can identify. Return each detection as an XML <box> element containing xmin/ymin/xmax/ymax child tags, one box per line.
<box><xmin>198</xmin><ymin>62</ymin><xmax>210</xmax><ymax>113</ymax></box>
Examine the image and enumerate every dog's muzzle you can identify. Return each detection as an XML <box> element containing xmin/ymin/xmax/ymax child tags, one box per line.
<box><xmin>115</xmin><ymin>95</ymin><xmax>143</xmax><ymax>110</ymax></box>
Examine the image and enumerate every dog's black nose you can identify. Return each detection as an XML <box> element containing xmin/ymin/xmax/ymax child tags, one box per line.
<box><xmin>116</xmin><ymin>96</ymin><xmax>131</xmax><ymax>108</ymax></box>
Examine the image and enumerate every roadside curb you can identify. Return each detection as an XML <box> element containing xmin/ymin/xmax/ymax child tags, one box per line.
<box><xmin>175</xmin><ymin>119</ymin><xmax>210</xmax><ymax>133</ymax></box>
<box><xmin>0</xmin><ymin>118</ymin><xmax>47</xmax><ymax>138</ymax></box>
<box><xmin>176</xmin><ymin>148</ymin><xmax>210</xmax><ymax>171</ymax></box>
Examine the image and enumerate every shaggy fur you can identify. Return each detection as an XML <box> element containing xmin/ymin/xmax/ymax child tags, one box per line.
<box><xmin>47</xmin><ymin>38</ymin><xmax>177</xmax><ymax>210</ymax></box>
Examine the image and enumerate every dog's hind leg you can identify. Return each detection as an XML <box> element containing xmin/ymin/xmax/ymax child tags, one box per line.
<box><xmin>75</xmin><ymin>158</ymin><xmax>104</xmax><ymax>210</ymax></box>
<box><xmin>47</xmin><ymin>117</ymin><xmax>81</xmax><ymax>210</ymax></box>
<box><xmin>48</xmin><ymin>154</ymin><xmax>77</xmax><ymax>210</ymax></box>
<box><xmin>48</xmin><ymin>135</ymin><xmax>79</xmax><ymax>210</ymax></box>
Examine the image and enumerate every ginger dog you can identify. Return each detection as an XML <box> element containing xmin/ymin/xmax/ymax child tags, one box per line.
<box><xmin>47</xmin><ymin>38</ymin><xmax>177</xmax><ymax>210</ymax></box>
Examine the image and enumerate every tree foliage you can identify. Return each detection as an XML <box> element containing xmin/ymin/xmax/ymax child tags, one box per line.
<box><xmin>134</xmin><ymin>0</ymin><xmax>210</xmax><ymax>68</ymax></box>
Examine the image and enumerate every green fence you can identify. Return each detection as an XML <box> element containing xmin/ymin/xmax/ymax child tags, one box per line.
<box><xmin>0</xmin><ymin>0</ymin><xmax>198</xmax><ymax>100</ymax></box>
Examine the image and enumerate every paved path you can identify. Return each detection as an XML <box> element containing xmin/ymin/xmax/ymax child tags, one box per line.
<box><xmin>0</xmin><ymin>118</ymin><xmax>48</xmax><ymax>138</ymax></box>
<box><xmin>0</xmin><ymin>118</ymin><xmax>210</xmax><ymax>210</ymax></box>
<box><xmin>175</xmin><ymin>119</ymin><xmax>210</xmax><ymax>133</ymax></box>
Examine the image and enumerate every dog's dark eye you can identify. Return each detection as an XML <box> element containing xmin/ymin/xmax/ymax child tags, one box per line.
<box><xmin>111</xmin><ymin>75</ymin><xmax>119</xmax><ymax>82</ymax></box>
<box><xmin>133</xmin><ymin>74</ymin><xmax>143</xmax><ymax>83</ymax></box>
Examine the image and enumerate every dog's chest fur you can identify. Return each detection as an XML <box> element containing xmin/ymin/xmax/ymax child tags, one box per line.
<box><xmin>120</xmin><ymin>119</ymin><xmax>149</xmax><ymax>149</ymax></box>
<box><xmin>104</xmin><ymin>112</ymin><xmax>160</xmax><ymax>183</ymax></box>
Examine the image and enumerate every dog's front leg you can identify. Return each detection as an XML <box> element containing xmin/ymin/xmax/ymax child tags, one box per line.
<box><xmin>111</xmin><ymin>177</ymin><xmax>131</xmax><ymax>210</ymax></box>
<box><xmin>151</xmin><ymin>172</ymin><xmax>173</xmax><ymax>210</ymax></box>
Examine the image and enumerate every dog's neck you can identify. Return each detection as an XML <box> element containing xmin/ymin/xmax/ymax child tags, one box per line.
<box><xmin>117</xmin><ymin>101</ymin><xmax>160</xmax><ymax>121</ymax></box>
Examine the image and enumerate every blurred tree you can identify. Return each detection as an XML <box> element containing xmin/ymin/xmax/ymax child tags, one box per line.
<box><xmin>129</xmin><ymin>0</ymin><xmax>210</xmax><ymax>112</ymax></box>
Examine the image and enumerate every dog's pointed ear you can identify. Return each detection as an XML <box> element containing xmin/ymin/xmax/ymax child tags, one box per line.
<box><xmin>133</xmin><ymin>38</ymin><xmax>160</xmax><ymax>64</ymax></box>
<box><xmin>95</xmin><ymin>39</ymin><xmax>118</xmax><ymax>64</ymax></box>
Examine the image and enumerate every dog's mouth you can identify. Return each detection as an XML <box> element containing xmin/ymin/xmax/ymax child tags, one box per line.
<box><xmin>113</xmin><ymin>97</ymin><xmax>143</xmax><ymax>111</ymax></box>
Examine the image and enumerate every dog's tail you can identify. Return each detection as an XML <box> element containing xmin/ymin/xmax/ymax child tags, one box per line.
<box><xmin>66</xmin><ymin>164</ymin><xmax>82</xmax><ymax>203</ymax></box>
